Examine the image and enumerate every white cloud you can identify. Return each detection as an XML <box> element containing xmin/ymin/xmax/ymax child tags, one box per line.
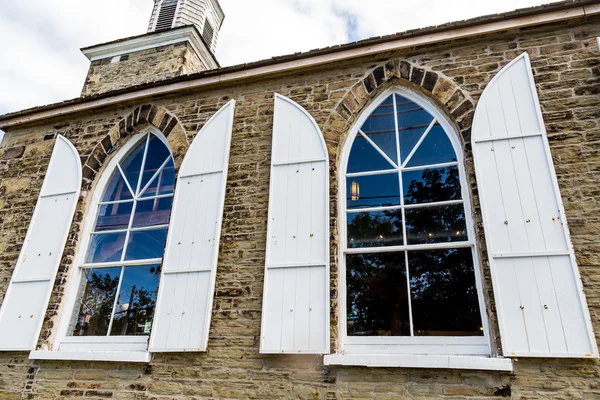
<box><xmin>0</xmin><ymin>0</ymin><xmax>561</xmax><ymax>115</ymax></box>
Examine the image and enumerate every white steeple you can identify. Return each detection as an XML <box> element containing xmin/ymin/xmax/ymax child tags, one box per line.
<box><xmin>148</xmin><ymin>0</ymin><xmax>225</xmax><ymax>53</ymax></box>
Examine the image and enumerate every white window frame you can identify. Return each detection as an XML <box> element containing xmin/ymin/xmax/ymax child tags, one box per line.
<box><xmin>337</xmin><ymin>87</ymin><xmax>492</xmax><ymax>358</ymax></box>
<box><xmin>34</xmin><ymin>128</ymin><xmax>173</xmax><ymax>362</ymax></box>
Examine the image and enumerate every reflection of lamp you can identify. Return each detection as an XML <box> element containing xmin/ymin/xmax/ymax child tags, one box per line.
<box><xmin>351</xmin><ymin>180</ymin><xmax>360</xmax><ymax>201</ymax></box>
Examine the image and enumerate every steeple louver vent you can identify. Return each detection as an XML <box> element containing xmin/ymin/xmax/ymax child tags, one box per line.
<box><xmin>202</xmin><ymin>20</ymin><xmax>215</xmax><ymax>47</ymax></box>
<box><xmin>155</xmin><ymin>0</ymin><xmax>178</xmax><ymax>31</ymax></box>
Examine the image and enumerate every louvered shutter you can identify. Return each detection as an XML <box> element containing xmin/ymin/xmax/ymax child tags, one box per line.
<box><xmin>472</xmin><ymin>53</ymin><xmax>598</xmax><ymax>358</ymax></box>
<box><xmin>149</xmin><ymin>100</ymin><xmax>235</xmax><ymax>352</ymax></box>
<box><xmin>260</xmin><ymin>94</ymin><xmax>329</xmax><ymax>354</ymax></box>
<box><xmin>0</xmin><ymin>135</ymin><xmax>81</xmax><ymax>351</ymax></box>
<box><xmin>154</xmin><ymin>0</ymin><xmax>178</xmax><ymax>31</ymax></box>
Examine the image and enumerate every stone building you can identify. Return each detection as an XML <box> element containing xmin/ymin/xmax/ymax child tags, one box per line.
<box><xmin>0</xmin><ymin>0</ymin><xmax>599</xmax><ymax>398</ymax></box>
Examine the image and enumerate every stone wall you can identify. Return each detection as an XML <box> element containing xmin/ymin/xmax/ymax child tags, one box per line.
<box><xmin>0</xmin><ymin>16</ymin><xmax>599</xmax><ymax>400</ymax></box>
<box><xmin>81</xmin><ymin>41</ymin><xmax>206</xmax><ymax>97</ymax></box>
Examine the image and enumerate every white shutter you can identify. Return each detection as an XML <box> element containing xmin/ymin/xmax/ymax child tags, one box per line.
<box><xmin>260</xmin><ymin>94</ymin><xmax>329</xmax><ymax>354</ymax></box>
<box><xmin>149</xmin><ymin>100</ymin><xmax>235</xmax><ymax>352</ymax></box>
<box><xmin>0</xmin><ymin>135</ymin><xmax>81</xmax><ymax>351</ymax></box>
<box><xmin>472</xmin><ymin>53</ymin><xmax>598</xmax><ymax>358</ymax></box>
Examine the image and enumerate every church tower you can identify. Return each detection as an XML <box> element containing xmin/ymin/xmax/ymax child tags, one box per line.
<box><xmin>80</xmin><ymin>0</ymin><xmax>224</xmax><ymax>97</ymax></box>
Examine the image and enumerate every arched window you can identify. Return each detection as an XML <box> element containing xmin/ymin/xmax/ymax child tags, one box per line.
<box><xmin>68</xmin><ymin>132</ymin><xmax>175</xmax><ymax>338</ymax></box>
<box><xmin>341</xmin><ymin>89</ymin><xmax>489</xmax><ymax>355</ymax></box>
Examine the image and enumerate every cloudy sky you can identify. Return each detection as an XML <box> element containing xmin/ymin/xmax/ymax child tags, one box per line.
<box><xmin>0</xmin><ymin>0</ymin><xmax>561</xmax><ymax>117</ymax></box>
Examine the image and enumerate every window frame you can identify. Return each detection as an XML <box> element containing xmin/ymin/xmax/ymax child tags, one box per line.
<box><xmin>52</xmin><ymin>128</ymin><xmax>174</xmax><ymax>356</ymax></box>
<box><xmin>338</xmin><ymin>87</ymin><xmax>492</xmax><ymax>356</ymax></box>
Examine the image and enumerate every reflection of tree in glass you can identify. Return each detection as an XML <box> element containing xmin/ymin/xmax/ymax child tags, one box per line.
<box><xmin>404</xmin><ymin>167</ymin><xmax>460</xmax><ymax>205</ymax></box>
<box><xmin>74</xmin><ymin>271</ymin><xmax>119</xmax><ymax>336</ymax></box>
<box><xmin>409</xmin><ymin>248</ymin><xmax>483</xmax><ymax>336</ymax></box>
<box><xmin>111</xmin><ymin>266</ymin><xmax>161</xmax><ymax>336</ymax></box>
<box><xmin>347</xmin><ymin>211</ymin><xmax>402</xmax><ymax>248</ymax></box>
<box><xmin>346</xmin><ymin>253</ymin><xmax>410</xmax><ymax>336</ymax></box>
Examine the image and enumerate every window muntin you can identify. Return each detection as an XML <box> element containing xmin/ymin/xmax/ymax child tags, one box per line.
<box><xmin>342</xmin><ymin>92</ymin><xmax>487</xmax><ymax>348</ymax></box>
<box><xmin>69</xmin><ymin>133</ymin><xmax>174</xmax><ymax>338</ymax></box>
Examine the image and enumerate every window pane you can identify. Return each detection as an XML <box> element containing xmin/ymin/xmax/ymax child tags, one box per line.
<box><xmin>346</xmin><ymin>252</ymin><xmax>410</xmax><ymax>336</ymax></box>
<box><xmin>360</xmin><ymin>95</ymin><xmax>397</xmax><ymax>164</ymax></box>
<box><xmin>87</xmin><ymin>232</ymin><xmax>127</xmax><ymax>263</ymax></box>
<box><xmin>347</xmin><ymin>210</ymin><xmax>403</xmax><ymax>248</ymax></box>
<box><xmin>120</xmin><ymin>138</ymin><xmax>147</xmax><ymax>194</ymax></box>
<box><xmin>409</xmin><ymin>248</ymin><xmax>483</xmax><ymax>336</ymax></box>
<box><xmin>399</xmin><ymin>127</ymin><xmax>428</xmax><ymax>165</ymax></box>
<box><xmin>141</xmin><ymin>159</ymin><xmax>176</xmax><ymax>197</ymax></box>
<box><xmin>132</xmin><ymin>197</ymin><xmax>173</xmax><ymax>228</ymax></box>
<box><xmin>406</xmin><ymin>124</ymin><xmax>457</xmax><ymax>168</ymax></box>
<box><xmin>405</xmin><ymin>204</ymin><xmax>467</xmax><ymax>244</ymax></box>
<box><xmin>346</xmin><ymin>173</ymin><xmax>400</xmax><ymax>209</ymax></box>
<box><xmin>95</xmin><ymin>201</ymin><xmax>133</xmax><ymax>232</ymax></box>
<box><xmin>396</xmin><ymin>96</ymin><xmax>435</xmax><ymax>130</ymax></box>
<box><xmin>347</xmin><ymin>136</ymin><xmax>395</xmax><ymax>174</ymax></box>
<box><xmin>70</xmin><ymin>267</ymin><xmax>121</xmax><ymax>336</ymax></box>
<box><xmin>124</xmin><ymin>228</ymin><xmax>168</xmax><ymax>261</ymax></box>
<box><xmin>110</xmin><ymin>265</ymin><xmax>161</xmax><ymax>336</ymax></box>
<box><xmin>402</xmin><ymin>166</ymin><xmax>461</xmax><ymax>205</ymax></box>
<box><xmin>102</xmin><ymin>170</ymin><xmax>133</xmax><ymax>202</ymax></box>
<box><xmin>139</xmin><ymin>135</ymin><xmax>172</xmax><ymax>193</ymax></box>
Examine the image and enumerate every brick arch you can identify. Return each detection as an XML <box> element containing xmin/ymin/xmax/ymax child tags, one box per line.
<box><xmin>81</xmin><ymin>104</ymin><xmax>189</xmax><ymax>190</ymax></box>
<box><xmin>322</xmin><ymin>60</ymin><xmax>477</xmax><ymax>163</ymax></box>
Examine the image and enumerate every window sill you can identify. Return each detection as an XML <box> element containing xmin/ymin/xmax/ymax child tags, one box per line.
<box><xmin>323</xmin><ymin>354</ymin><xmax>513</xmax><ymax>371</ymax></box>
<box><xmin>29</xmin><ymin>350</ymin><xmax>151</xmax><ymax>363</ymax></box>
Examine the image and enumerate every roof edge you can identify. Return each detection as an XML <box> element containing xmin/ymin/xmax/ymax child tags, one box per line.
<box><xmin>1</xmin><ymin>0</ymin><xmax>599</xmax><ymax>129</ymax></box>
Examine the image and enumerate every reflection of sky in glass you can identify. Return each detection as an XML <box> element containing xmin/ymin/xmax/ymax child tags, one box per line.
<box><xmin>87</xmin><ymin>232</ymin><xmax>126</xmax><ymax>263</ymax></box>
<box><xmin>346</xmin><ymin>173</ymin><xmax>400</xmax><ymax>209</ymax></box>
<box><xmin>347</xmin><ymin>136</ymin><xmax>394</xmax><ymax>173</ymax></box>
<box><xmin>141</xmin><ymin>159</ymin><xmax>175</xmax><ymax>197</ymax></box>
<box><xmin>406</xmin><ymin>125</ymin><xmax>456</xmax><ymax>167</ymax></box>
<box><xmin>347</xmin><ymin>210</ymin><xmax>403</xmax><ymax>248</ymax></box>
<box><xmin>124</xmin><ymin>228</ymin><xmax>168</xmax><ymax>261</ymax></box>
<box><xmin>402</xmin><ymin>166</ymin><xmax>461</xmax><ymax>204</ymax></box>
<box><xmin>120</xmin><ymin>141</ymin><xmax>146</xmax><ymax>192</ymax></box>
<box><xmin>110</xmin><ymin>265</ymin><xmax>161</xmax><ymax>336</ymax></box>
<box><xmin>361</xmin><ymin>95</ymin><xmax>397</xmax><ymax>164</ymax></box>
<box><xmin>102</xmin><ymin>170</ymin><xmax>133</xmax><ymax>202</ymax></box>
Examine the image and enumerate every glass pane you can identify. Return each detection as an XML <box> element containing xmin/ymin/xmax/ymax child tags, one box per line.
<box><xmin>347</xmin><ymin>135</ymin><xmax>395</xmax><ymax>174</ymax></box>
<box><xmin>360</xmin><ymin>95</ymin><xmax>397</xmax><ymax>164</ymax></box>
<box><xmin>139</xmin><ymin>135</ymin><xmax>171</xmax><ymax>193</ymax></box>
<box><xmin>409</xmin><ymin>248</ymin><xmax>483</xmax><ymax>336</ymax></box>
<box><xmin>406</xmin><ymin>124</ymin><xmax>457</xmax><ymax>168</ymax></box>
<box><xmin>70</xmin><ymin>267</ymin><xmax>121</xmax><ymax>336</ymax></box>
<box><xmin>405</xmin><ymin>204</ymin><xmax>467</xmax><ymax>245</ymax></box>
<box><xmin>399</xmin><ymin>127</ymin><xmax>428</xmax><ymax>165</ymax></box>
<box><xmin>403</xmin><ymin>166</ymin><xmax>461</xmax><ymax>205</ymax></box>
<box><xmin>347</xmin><ymin>210</ymin><xmax>403</xmax><ymax>248</ymax></box>
<box><xmin>95</xmin><ymin>201</ymin><xmax>133</xmax><ymax>232</ymax></box>
<box><xmin>124</xmin><ymin>228</ymin><xmax>168</xmax><ymax>261</ymax></box>
<box><xmin>346</xmin><ymin>252</ymin><xmax>410</xmax><ymax>336</ymax></box>
<box><xmin>120</xmin><ymin>137</ymin><xmax>147</xmax><ymax>194</ymax></box>
<box><xmin>110</xmin><ymin>265</ymin><xmax>161</xmax><ymax>336</ymax></box>
<box><xmin>132</xmin><ymin>197</ymin><xmax>173</xmax><ymax>228</ymax></box>
<box><xmin>87</xmin><ymin>232</ymin><xmax>127</xmax><ymax>263</ymax></box>
<box><xmin>396</xmin><ymin>95</ymin><xmax>435</xmax><ymax>130</ymax></box>
<box><xmin>346</xmin><ymin>173</ymin><xmax>400</xmax><ymax>209</ymax></box>
<box><xmin>141</xmin><ymin>158</ymin><xmax>176</xmax><ymax>197</ymax></box>
<box><xmin>102</xmin><ymin>170</ymin><xmax>133</xmax><ymax>202</ymax></box>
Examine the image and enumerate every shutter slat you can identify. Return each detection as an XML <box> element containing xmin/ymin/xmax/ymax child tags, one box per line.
<box><xmin>0</xmin><ymin>135</ymin><xmax>81</xmax><ymax>351</ymax></box>
<box><xmin>472</xmin><ymin>52</ymin><xmax>597</xmax><ymax>358</ymax></box>
<box><xmin>150</xmin><ymin>100</ymin><xmax>235</xmax><ymax>352</ymax></box>
<box><xmin>260</xmin><ymin>94</ymin><xmax>329</xmax><ymax>354</ymax></box>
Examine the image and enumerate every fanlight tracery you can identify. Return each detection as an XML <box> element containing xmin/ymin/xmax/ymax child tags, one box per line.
<box><xmin>343</xmin><ymin>92</ymin><xmax>485</xmax><ymax>339</ymax></box>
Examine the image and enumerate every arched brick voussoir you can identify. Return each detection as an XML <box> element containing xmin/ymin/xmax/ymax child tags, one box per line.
<box><xmin>81</xmin><ymin>104</ymin><xmax>189</xmax><ymax>190</ymax></box>
<box><xmin>322</xmin><ymin>60</ymin><xmax>477</xmax><ymax>159</ymax></box>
